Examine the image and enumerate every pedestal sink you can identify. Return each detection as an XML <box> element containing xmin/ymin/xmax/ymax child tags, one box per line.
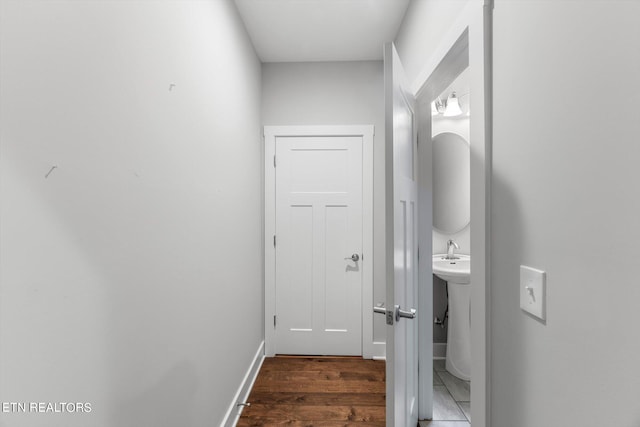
<box><xmin>433</xmin><ymin>254</ymin><xmax>471</xmax><ymax>381</ymax></box>
<box><xmin>433</xmin><ymin>254</ymin><xmax>471</xmax><ymax>284</ymax></box>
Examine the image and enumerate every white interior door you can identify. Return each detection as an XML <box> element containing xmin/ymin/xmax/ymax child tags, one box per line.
<box><xmin>384</xmin><ymin>42</ymin><xmax>419</xmax><ymax>427</ymax></box>
<box><xmin>275</xmin><ymin>135</ymin><xmax>363</xmax><ymax>356</ymax></box>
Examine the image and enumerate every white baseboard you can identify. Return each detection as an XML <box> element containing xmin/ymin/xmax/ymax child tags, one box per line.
<box><xmin>433</xmin><ymin>342</ymin><xmax>447</xmax><ymax>359</ymax></box>
<box><xmin>372</xmin><ymin>341</ymin><xmax>386</xmax><ymax>361</ymax></box>
<box><xmin>222</xmin><ymin>341</ymin><xmax>265</xmax><ymax>427</ymax></box>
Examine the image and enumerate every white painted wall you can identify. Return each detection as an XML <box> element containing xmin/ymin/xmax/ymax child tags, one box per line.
<box><xmin>395</xmin><ymin>0</ymin><xmax>472</xmax><ymax>86</ymax></box>
<box><xmin>0</xmin><ymin>1</ymin><xmax>263</xmax><ymax>426</ymax></box>
<box><xmin>262</xmin><ymin>61</ymin><xmax>386</xmax><ymax>344</ymax></box>
<box><xmin>492</xmin><ymin>1</ymin><xmax>640</xmax><ymax>426</ymax></box>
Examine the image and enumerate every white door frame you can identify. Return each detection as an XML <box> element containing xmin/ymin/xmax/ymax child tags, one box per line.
<box><xmin>264</xmin><ymin>125</ymin><xmax>374</xmax><ymax>357</ymax></box>
<box><xmin>412</xmin><ymin>1</ymin><xmax>493</xmax><ymax>426</ymax></box>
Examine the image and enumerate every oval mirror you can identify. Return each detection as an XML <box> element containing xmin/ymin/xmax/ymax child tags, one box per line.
<box><xmin>432</xmin><ymin>132</ymin><xmax>470</xmax><ymax>233</ymax></box>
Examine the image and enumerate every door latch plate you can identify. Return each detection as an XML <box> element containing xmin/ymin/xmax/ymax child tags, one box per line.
<box><xmin>386</xmin><ymin>310</ymin><xmax>394</xmax><ymax>325</ymax></box>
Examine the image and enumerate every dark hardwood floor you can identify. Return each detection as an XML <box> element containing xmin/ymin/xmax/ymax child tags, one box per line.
<box><xmin>237</xmin><ymin>356</ymin><xmax>386</xmax><ymax>426</ymax></box>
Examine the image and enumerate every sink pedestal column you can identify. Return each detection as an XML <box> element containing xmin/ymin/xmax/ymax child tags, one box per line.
<box><xmin>446</xmin><ymin>280</ymin><xmax>471</xmax><ymax>381</ymax></box>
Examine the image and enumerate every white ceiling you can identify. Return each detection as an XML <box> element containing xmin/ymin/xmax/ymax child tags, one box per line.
<box><xmin>233</xmin><ymin>0</ymin><xmax>411</xmax><ymax>63</ymax></box>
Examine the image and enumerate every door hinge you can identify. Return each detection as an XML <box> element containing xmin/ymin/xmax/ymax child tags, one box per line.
<box><xmin>273</xmin><ymin>155</ymin><xmax>276</xmax><ymax>168</ymax></box>
<box><xmin>273</xmin><ymin>315</ymin><xmax>277</xmax><ymax>328</ymax></box>
<box><xmin>273</xmin><ymin>235</ymin><xmax>276</xmax><ymax>247</ymax></box>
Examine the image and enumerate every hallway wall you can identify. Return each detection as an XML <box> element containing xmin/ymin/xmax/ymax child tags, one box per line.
<box><xmin>262</xmin><ymin>61</ymin><xmax>387</xmax><ymax>347</ymax></box>
<box><xmin>397</xmin><ymin>1</ymin><xmax>640</xmax><ymax>425</ymax></box>
<box><xmin>0</xmin><ymin>1</ymin><xmax>262</xmax><ymax>426</ymax></box>
<box><xmin>492</xmin><ymin>1</ymin><xmax>640</xmax><ymax>426</ymax></box>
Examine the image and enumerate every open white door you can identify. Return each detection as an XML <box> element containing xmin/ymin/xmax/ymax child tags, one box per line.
<box><xmin>383</xmin><ymin>43</ymin><xmax>419</xmax><ymax>427</ymax></box>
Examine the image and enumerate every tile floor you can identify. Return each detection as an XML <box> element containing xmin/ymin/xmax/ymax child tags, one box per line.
<box><xmin>419</xmin><ymin>359</ymin><xmax>470</xmax><ymax>427</ymax></box>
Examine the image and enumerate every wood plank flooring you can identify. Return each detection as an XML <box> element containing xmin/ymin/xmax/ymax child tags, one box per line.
<box><xmin>238</xmin><ymin>356</ymin><xmax>386</xmax><ymax>426</ymax></box>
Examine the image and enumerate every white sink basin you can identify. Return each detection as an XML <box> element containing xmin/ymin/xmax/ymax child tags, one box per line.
<box><xmin>433</xmin><ymin>254</ymin><xmax>470</xmax><ymax>284</ymax></box>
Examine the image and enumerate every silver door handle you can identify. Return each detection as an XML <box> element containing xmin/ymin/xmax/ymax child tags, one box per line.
<box><xmin>344</xmin><ymin>254</ymin><xmax>360</xmax><ymax>262</ymax></box>
<box><xmin>395</xmin><ymin>305</ymin><xmax>417</xmax><ymax>321</ymax></box>
<box><xmin>373</xmin><ymin>304</ymin><xmax>386</xmax><ymax>315</ymax></box>
<box><xmin>374</xmin><ymin>303</ymin><xmax>394</xmax><ymax>325</ymax></box>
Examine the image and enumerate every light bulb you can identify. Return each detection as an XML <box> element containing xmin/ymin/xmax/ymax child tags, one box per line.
<box><xmin>444</xmin><ymin>92</ymin><xmax>462</xmax><ymax>117</ymax></box>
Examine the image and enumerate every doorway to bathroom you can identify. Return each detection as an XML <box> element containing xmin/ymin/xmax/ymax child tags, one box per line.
<box><xmin>429</xmin><ymin>67</ymin><xmax>472</xmax><ymax>423</ymax></box>
<box><xmin>413</xmin><ymin>2</ymin><xmax>491</xmax><ymax>425</ymax></box>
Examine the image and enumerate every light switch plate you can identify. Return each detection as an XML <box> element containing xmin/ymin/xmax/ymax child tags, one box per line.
<box><xmin>520</xmin><ymin>265</ymin><xmax>546</xmax><ymax>321</ymax></box>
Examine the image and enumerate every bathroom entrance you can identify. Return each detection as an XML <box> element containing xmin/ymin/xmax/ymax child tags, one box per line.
<box><xmin>413</xmin><ymin>3</ymin><xmax>491</xmax><ymax>425</ymax></box>
<box><xmin>430</xmin><ymin>66</ymin><xmax>472</xmax><ymax>422</ymax></box>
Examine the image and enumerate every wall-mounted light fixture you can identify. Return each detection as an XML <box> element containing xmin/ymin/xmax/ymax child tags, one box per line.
<box><xmin>432</xmin><ymin>96</ymin><xmax>445</xmax><ymax>115</ymax></box>
<box><xmin>431</xmin><ymin>91</ymin><xmax>469</xmax><ymax>117</ymax></box>
<box><xmin>431</xmin><ymin>99</ymin><xmax>440</xmax><ymax>115</ymax></box>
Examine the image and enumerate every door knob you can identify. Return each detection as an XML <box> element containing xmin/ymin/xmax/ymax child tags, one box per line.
<box><xmin>395</xmin><ymin>305</ymin><xmax>417</xmax><ymax>321</ymax></box>
<box><xmin>345</xmin><ymin>254</ymin><xmax>360</xmax><ymax>262</ymax></box>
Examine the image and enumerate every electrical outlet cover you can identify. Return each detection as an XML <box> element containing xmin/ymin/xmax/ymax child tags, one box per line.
<box><xmin>520</xmin><ymin>265</ymin><xmax>546</xmax><ymax>321</ymax></box>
